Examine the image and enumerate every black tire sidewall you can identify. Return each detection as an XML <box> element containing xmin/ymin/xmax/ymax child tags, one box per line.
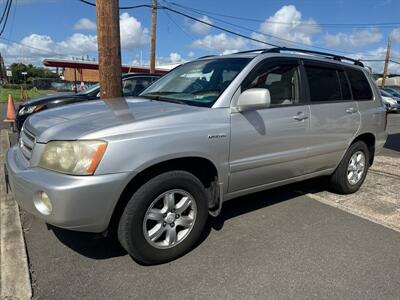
<box><xmin>339</xmin><ymin>141</ymin><xmax>370</xmax><ymax>193</ymax></box>
<box><xmin>118</xmin><ymin>171</ymin><xmax>208</xmax><ymax>264</ymax></box>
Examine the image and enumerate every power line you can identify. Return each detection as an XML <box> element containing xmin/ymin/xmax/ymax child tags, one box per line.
<box><xmin>0</xmin><ymin>0</ymin><xmax>12</xmax><ymax>36</ymax></box>
<box><xmin>78</xmin><ymin>0</ymin><xmax>279</xmax><ymax>47</ymax></box>
<box><xmin>163</xmin><ymin>1</ymin><xmax>400</xmax><ymax>29</ymax></box>
<box><xmin>162</xmin><ymin>6</ymin><xmax>279</xmax><ymax>47</ymax></box>
<box><xmin>0</xmin><ymin>36</ymin><xmax>66</xmax><ymax>56</ymax></box>
<box><xmin>78</xmin><ymin>0</ymin><xmax>393</xmax><ymax>61</ymax></box>
<box><xmin>0</xmin><ymin>0</ymin><xmax>11</xmax><ymax>24</ymax></box>
<box><xmin>163</xmin><ymin>9</ymin><xmax>196</xmax><ymax>42</ymax></box>
<box><xmin>160</xmin><ymin>2</ymin><xmax>389</xmax><ymax>58</ymax></box>
<box><xmin>79</xmin><ymin>0</ymin><xmax>152</xmax><ymax>10</ymax></box>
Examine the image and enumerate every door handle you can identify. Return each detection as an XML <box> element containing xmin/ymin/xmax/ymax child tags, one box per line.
<box><xmin>346</xmin><ymin>107</ymin><xmax>357</xmax><ymax>114</ymax></box>
<box><xmin>293</xmin><ymin>112</ymin><xmax>308</xmax><ymax>121</ymax></box>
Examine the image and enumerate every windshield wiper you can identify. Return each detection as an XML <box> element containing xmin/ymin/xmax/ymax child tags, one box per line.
<box><xmin>140</xmin><ymin>94</ymin><xmax>188</xmax><ymax>105</ymax></box>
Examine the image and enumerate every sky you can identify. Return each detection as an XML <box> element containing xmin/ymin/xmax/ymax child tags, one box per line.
<box><xmin>1</xmin><ymin>0</ymin><xmax>400</xmax><ymax>73</ymax></box>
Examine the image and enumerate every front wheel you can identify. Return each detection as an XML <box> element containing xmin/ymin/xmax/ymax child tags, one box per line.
<box><xmin>117</xmin><ymin>171</ymin><xmax>208</xmax><ymax>265</ymax></box>
<box><xmin>329</xmin><ymin>141</ymin><xmax>370</xmax><ymax>194</ymax></box>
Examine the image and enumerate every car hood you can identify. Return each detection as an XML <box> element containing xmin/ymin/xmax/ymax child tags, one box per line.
<box><xmin>20</xmin><ymin>92</ymin><xmax>86</xmax><ymax>107</ymax></box>
<box><xmin>25</xmin><ymin>97</ymin><xmax>205</xmax><ymax>143</ymax></box>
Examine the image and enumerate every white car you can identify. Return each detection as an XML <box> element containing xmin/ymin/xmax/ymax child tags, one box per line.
<box><xmin>380</xmin><ymin>89</ymin><xmax>400</xmax><ymax>112</ymax></box>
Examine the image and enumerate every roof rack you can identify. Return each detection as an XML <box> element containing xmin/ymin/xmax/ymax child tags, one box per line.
<box><xmin>262</xmin><ymin>47</ymin><xmax>364</xmax><ymax>67</ymax></box>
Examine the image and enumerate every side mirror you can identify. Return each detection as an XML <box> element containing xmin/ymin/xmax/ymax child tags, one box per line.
<box><xmin>237</xmin><ymin>88</ymin><xmax>271</xmax><ymax>112</ymax></box>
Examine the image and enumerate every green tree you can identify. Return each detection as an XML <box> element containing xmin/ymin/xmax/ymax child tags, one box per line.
<box><xmin>9</xmin><ymin>63</ymin><xmax>59</xmax><ymax>84</ymax></box>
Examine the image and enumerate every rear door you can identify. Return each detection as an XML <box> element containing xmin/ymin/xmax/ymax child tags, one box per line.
<box><xmin>302</xmin><ymin>60</ymin><xmax>361</xmax><ymax>173</ymax></box>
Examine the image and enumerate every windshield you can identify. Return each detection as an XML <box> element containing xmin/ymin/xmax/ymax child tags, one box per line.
<box><xmin>77</xmin><ymin>83</ymin><xmax>99</xmax><ymax>95</ymax></box>
<box><xmin>380</xmin><ymin>89</ymin><xmax>393</xmax><ymax>97</ymax></box>
<box><xmin>139</xmin><ymin>58</ymin><xmax>251</xmax><ymax>107</ymax></box>
<box><xmin>384</xmin><ymin>88</ymin><xmax>400</xmax><ymax>97</ymax></box>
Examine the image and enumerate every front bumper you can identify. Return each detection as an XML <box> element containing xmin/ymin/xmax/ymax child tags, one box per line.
<box><xmin>6</xmin><ymin>145</ymin><xmax>131</xmax><ymax>233</ymax></box>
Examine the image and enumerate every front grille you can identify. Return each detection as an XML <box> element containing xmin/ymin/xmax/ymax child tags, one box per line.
<box><xmin>19</xmin><ymin>127</ymin><xmax>36</xmax><ymax>161</ymax></box>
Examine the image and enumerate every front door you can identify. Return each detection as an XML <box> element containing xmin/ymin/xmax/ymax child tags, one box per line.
<box><xmin>229</xmin><ymin>59</ymin><xmax>310</xmax><ymax>192</ymax></box>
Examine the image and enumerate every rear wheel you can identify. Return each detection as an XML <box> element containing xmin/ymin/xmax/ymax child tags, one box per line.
<box><xmin>329</xmin><ymin>141</ymin><xmax>370</xmax><ymax>194</ymax></box>
<box><xmin>117</xmin><ymin>171</ymin><xmax>208</xmax><ymax>265</ymax></box>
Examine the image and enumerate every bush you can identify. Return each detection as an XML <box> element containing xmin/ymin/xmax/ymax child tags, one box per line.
<box><xmin>1</xmin><ymin>83</ymin><xmax>33</xmax><ymax>90</ymax></box>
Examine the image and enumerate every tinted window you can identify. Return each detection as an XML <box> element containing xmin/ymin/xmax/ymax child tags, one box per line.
<box><xmin>346</xmin><ymin>68</ymin><xmax>373</xmax><ymax>100</ymax></box>
<box><xmin>338</xmin><ymin>70</ymin><xmax>351</xmax><ymax>100</ymax></box>
<box><xmin>123</xmin><ymin>78</ymin><xmax>153</xmax><ymax>97</ymax></box>
<box><xmin>305</xmin><ymin>66</ymin><xmax>341</xmax><ymax>102</ymax></box>
<box><xmin>244</xmin><ymin>62</ymin><xmax>301</xmax><ymax>106</ymax></box>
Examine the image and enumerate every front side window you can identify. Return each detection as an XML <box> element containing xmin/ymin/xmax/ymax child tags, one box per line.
<box><xmin>140</xmin><ymin>58</ymin><xmax>251</xmax><ymax>107</ymax></box>
<box><xmin>305</xmin><ymin>66</ymin><xmax>342</xmax><ymax>102</ymax></box>
<box><xmin>243</xmin><ymin>62</ymin><xmax>301</xmax><ymax>106</ymax></box>
<box><xmin>346</xmin><ymin>68</ymin><xmax>373</xmax><ymax>100</ymax></box>
<box><xmin>123</xmin><ymin>78</ymin><xmax>153</xmax><ymax>97</ymax></box>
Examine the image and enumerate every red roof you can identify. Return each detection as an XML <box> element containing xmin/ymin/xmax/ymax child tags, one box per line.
<box><xmin>43</xmin><ymin>58</ymin><xmax>169</xmax><ymax>75</ymax></box>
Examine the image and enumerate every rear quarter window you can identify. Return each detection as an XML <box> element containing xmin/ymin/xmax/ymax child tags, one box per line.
<box><xmin>346</xmin><ymin>68</ymin><xmax>373</xmax><ymax>100</ymax></box>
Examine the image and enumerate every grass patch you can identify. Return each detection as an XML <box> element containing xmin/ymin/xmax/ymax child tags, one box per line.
<box><xmin>0</xmin><ymin>88</ymin><xmax>53</xmax><ymax>102</ymax></box>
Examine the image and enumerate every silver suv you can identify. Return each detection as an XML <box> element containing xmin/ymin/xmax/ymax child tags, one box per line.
<box><xmin>6</xmin><ymin>48</ymin><xmax>388</xmax><ymax>264</ymax></box>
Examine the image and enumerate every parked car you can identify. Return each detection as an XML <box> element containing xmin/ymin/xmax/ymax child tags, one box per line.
<box><xmin>379</xmin><ymin>89</ymin><xmax>400</xmax><ymax>112</ymax></box>
<box><xmin>382</xmin><ymin>87</ymin><xmax>400</xmax><ymax>98</ymax></box>
<box><xmin>15</xmin><ymin>73</ymin><xmax>162</xmax><ymax>130</ymax></box>
<box><xmin>6</xmin><ymin>48</ymin><xmax>387</xmax><ymax>264</ymax></box>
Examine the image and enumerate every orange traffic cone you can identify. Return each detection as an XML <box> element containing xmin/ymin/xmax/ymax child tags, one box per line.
<box><xmin>3</xmin><ymin>94</ymin><xmax>16</xmax><ymax>123</ymax></box>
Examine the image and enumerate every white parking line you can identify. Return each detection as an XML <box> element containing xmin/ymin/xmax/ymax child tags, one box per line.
<box><xmin>306</xmin><ymin>156</ymin><xmax>400</xmax><ymax>233</ymax></box>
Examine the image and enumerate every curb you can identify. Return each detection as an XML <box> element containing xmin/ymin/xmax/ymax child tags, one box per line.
<box><xmin>0</xmin><ymin>130</ymin><xmax>32</xmax><ymax>299</ymax></box>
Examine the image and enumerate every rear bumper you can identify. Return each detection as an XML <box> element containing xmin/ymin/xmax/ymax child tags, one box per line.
<box><xmin>375</xmin><ymin>131</ymin><xmax>388</xmax><ymax>156</ymax></box>
<box><xmin>6</xmin><ymin>145</ymin><xmax>131</xmax><ymax>233</ymax></box>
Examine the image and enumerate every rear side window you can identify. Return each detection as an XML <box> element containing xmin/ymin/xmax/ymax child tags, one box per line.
<box><xmin>346</xmin><ymin>68</ymin><xmax>373</xmax><ymax>100</ymax></box>
<box><xmin>305</xmin><ymin>66</ymin><xmax>341</xmax><ymax>102</ymax></box>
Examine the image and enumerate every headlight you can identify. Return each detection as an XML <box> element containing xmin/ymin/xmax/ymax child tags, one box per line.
<box><xmin>18</xmin><ymin>105</ymin><xmax>43</xmax><ymax>115</ymax></box>
<box><xmin>38</xmin><ymin>140</ymin><xmax>107</xmax><ymax>175</ymax></box>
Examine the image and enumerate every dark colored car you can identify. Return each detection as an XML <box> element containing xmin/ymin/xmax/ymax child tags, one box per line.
<box><xmin>382</xmin><ymin>87</ymin><xmax>400</xmax><ymax>98</ymax></box>
<box><xmin>15</xmin><ymin>73</ymin><xmax>162</xmax><ymax>131</ymax></box>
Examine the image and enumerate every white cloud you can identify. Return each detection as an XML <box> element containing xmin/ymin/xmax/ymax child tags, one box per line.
<box><xmin>169</xmin><ymin>52</ymin><xmax>182</xmax><ymax>63</ymax></box>
<box><xmin>350</xmin><ymin>47</ymin><xmax>400</xmax><ymax>74</ymax></box>
<box><xmin>324</xmin><ymin>29</ymin><xmax>382</xmax><ymax>49</ymax></box>
<box><xmin>189</xmin><ymin>15</ymin><xmax>213</xmax><ymax>35</ymax></box>
<box><xmin>1</xmin><ymin>13</ymin><xmax>149</xmax><ymax>65</ymax></box>
<box><xmin>119</xmin><ymin>12</ymin><xmax>149</xmax><ymax>50</ymax></box>
<box><xmin>252</xmin><ymin>5</ymin><xmax>320</xmax><ymax>47</ymax></box>
<box><xmin>57</xmin><ymin>33</ymin><xmax>97</xmax><ymax>53</ymax></box>
<box><xmin>74</xmin><ymin>18</ymin><xmax>96</xmax><ymax>31</ymax></box>
<box><xmin>191</xmin><ymin>33</ymin><xmax>247</xmax><ymax>53</ymax></box>
<box><xmin>391</xmin><ymin>27</ymin><xmax>400</xmax><ymax>44</ymax></box>
<box><xmin>187</xmin><ymin>51</ymin><xmax>195</xmax><ymax>58</ymax></box>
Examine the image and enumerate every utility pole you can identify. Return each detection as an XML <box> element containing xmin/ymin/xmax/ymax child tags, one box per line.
<box><xmin>150</xmin><ymin>0</ymin><xmax>157</xmax><ymax>73</ymax></box>
<box><xmin>381</xmin><ymin>37</ymin><xmax>392</xmax><ymax>88</ymax></box>
<box><xmin>96</xmin><ymin>0</ymin><xmax>122</xmax><ymax>99</ymax></box>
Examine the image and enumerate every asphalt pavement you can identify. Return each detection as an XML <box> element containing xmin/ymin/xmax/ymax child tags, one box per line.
<box><xmin>18</xmin><ymin>114</ymin><xmax>400</xmax><ymax>299</ymax></box>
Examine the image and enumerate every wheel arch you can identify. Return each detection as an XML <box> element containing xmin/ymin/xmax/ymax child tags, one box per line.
<box><xmin>107</xmin><ymin>156</ymin><xmax>220</xmax><ymax>234</ymax></box>
<box><xmin>350</xmin><ymin>132</ymin><xmax>376</xmax><ymax>166</ymax></box>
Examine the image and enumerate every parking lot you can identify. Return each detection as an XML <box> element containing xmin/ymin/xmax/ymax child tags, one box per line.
<box><xmin>2</xmin><ymin>113</ymin><xmax>396</xmax><ymax>299</ymax></box>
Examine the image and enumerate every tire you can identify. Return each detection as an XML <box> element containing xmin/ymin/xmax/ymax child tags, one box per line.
<box><xmin>118</xmin><ymin>170</ymin><xmax>208</xmax><ymax>265</ymax></box>
<box><xmin>329</xmin><ymin>141</ymin><xmax>370</xmax><ymax>194</ymax></box>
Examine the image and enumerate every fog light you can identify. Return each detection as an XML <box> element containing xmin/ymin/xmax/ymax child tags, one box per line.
<box><xmin>34</xmin><ymin>192</ymin><xmax>52</xmax><ymax>215</ymax></box>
